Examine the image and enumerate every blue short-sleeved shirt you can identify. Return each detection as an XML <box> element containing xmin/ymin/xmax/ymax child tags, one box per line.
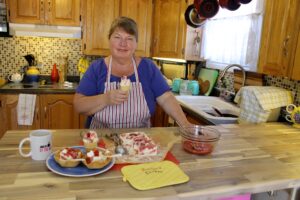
<box><xmin>76</xmin><ymin>58</ymin><xmax>170</xmax><ymax>115</ymax></box>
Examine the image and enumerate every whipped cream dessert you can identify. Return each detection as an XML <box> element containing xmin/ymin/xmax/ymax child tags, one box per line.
<box><xmin>119</xmin><ymin>132</ymin><xmax>158</xmax><ymax>155</ymax></box>
<box><xmin>85</xmin><ymin>149</ymin><xmax>107</xmax><ymax>164</ymax></box>
<box><xmin>120</xmin><ymin>76</ymin><xmax>131</xmax><ymax>91</ymax></box>
<box><xmin>83</xmin><ymin>130</ymin><xmax>99</xmax><ymax>144</ymax></box>
<box><xmin>59</xmin><ymin>148</ymin><xmax>81</xmax><ymax>160</ymax></box>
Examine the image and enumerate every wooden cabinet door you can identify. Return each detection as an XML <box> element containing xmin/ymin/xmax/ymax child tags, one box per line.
<box><xmin>8</xmin><ymin>0</ymin><xmax>45</xmax><ymax>24</ymax></box>
<box><xmin>152</xmin><ymin>0</ymin><xmax>187</xmax><ymax>58</ymax></box>
<box><xmin>291</xmin><ymin>29</ymin><xmax>300</xmax><ymax>80</ymax></box>
<box><xmin>151</xmin><ymin>104</ymin><xmax>169</xmax><ymax>127</ymax></box>
<box><xmin>40</xmin><ymin>94</ymin><xmax>80</xmax><ymax>129</ymax></box>
<box><xmin>83</xmin><ymin>0</ymin><xmax>120</xmax><ymax>55</ymax></box>
<box><xmin>47</xmin><ymin>0</ymin><xmax>81</xmax><ymax>26</ymax></box>
<box><xmin>258</xmin><ymin>0</ymin><xmax>299</xmax><ymax>77</ymax></box>
<box><xmin>120</xmin><ymin>0</ymin><xmax>153</xmax><ymax>57</ymax></box>
<box><xmin>0</xmin><ymin>94</ymin><xmax>40</xmax><ymax>133</ymax></box>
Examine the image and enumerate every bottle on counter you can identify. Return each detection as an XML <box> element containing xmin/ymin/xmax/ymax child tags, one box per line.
<box><xmin>58</xmin><ymin>56</ymin><xmax>68</xmax><ymax>83</ymax></box>
<box><xmin>51</xmin><ymin>63</ymin><xmax>59</xmax><ymax>83</ymax></box>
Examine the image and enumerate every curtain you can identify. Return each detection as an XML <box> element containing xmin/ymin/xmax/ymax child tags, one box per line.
<box><xmin>200</xmin><ymin>0</ymin><xmax>265</xmax><ymax>71</ymax></box>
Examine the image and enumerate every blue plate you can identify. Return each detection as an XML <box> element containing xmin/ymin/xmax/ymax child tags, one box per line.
<box><xmin>46</xmin><ymin>146</ymin><xmax>115</xmax><ymax>177</ymax></box>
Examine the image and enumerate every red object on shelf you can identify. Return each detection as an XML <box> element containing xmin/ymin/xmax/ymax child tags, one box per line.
<box><xmin>51</xmin><ymin>63</ymin><xmax>59</xmax><ymax>83</ymax></box>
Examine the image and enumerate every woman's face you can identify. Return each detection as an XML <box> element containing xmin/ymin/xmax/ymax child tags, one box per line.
<box><xmin>109</xmin><ymin>28</ymin><xmax>137</xmax><ymax>60</ymax></box>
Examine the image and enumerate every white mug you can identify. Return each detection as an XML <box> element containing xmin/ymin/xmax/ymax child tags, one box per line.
<box><xmin>19</xmin><ymin>129</ymin><xmax>52</xmax><ymax>160</ymax></box>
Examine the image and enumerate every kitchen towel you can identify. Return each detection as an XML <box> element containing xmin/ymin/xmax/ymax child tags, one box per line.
<box><xmin>234</xmin><ymin>86</ymin><xmax>293</xmax><ymax>124</ymax></box>
<box><xmin>17</xmin><ymin>94</ymin><xmax>37</xmax><ymax>125</ymax></box>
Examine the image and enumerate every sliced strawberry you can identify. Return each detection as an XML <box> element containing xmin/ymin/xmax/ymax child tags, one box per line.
<box><xmin>94</xmin><ymin>149</ymin><xmax>99</xmax><ymax>156</ymax></box>
<box><xmin>86</xmin><ymin>157</ymin><xmax>92</xmax><ymax>164</ymax></box>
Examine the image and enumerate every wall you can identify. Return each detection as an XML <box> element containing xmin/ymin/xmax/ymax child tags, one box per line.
<box><xmin>0</xmin><ymin>36</ymin><xmax>83</xmax><ymax>78</ymax></box>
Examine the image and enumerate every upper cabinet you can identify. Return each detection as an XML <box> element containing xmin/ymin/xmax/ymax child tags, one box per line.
<box><xmin>82</xmin><ymin>0</ymin><xmax>152</xmax><ymax>56</ymax></box>
<box><xmin>120</xmin><ymin>0</ymin><xmax>153</xmax><ymax>57</ymax></box>
<box><xmin>258</xmin><ymin>0</ymin><xmax>300</xmax><ymax>80</ymax></box>
<box><xmin>7</xmin><ymin>0</ymin><xmax>81</xmax><ymax>26</ymax></box>
<box><xmin>152</xmin><ymin>0</ymin><xmax>187</xmax><ymax>58</ymax></box>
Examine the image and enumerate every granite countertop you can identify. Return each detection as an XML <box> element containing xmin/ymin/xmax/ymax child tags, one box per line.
<box><xmin>0</xmin><ymin>82</ymin><xmax>78</xmax><ymax>94</ymax></box>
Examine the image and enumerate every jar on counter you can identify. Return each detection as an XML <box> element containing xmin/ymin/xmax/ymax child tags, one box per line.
<box><xmin>180</xmin><ymin>80</ymin><xmax>192</xmax><ymax>95</ymax></box>
<box><xmin>188</xmin><ymin>80</ymin><xmax>200</xmax><ymax>95</ymax></box>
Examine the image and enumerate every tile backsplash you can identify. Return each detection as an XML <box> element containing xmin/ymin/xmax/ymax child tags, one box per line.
<box><xmin>0</xmin><ymin>36</ymin><xmax>84</xmax><ymax>77</ymax></box>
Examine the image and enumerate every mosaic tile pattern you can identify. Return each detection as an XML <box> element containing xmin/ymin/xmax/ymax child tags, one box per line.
<box><xmin>0</xmin><ymin>36</ymin><xmax>83</xmax><ymax>78</ymax></box>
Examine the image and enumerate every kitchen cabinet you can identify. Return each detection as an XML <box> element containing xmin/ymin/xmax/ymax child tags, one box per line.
<box><xmin>0</xmin><ymin>93</ymin><xmax>84</xmax><ymax>137</ymax></box>
<box><xmin>258</xmin><ymin>0</ymin><xmax>300</xmax><ymax>80</ymax></box>
<box><xmin>7</xmin><ymin>0</ymin><xmax>81</xmax><ymax>26</ymax></box>
<box><xmin>82</xmin><ymin>0</ymin><xmax>153</xmax><ymax>56</ymax></box>
<box><xmin>151</xmin><ymin>104</ymin><xmax>169</xmax><ymax>127</ymax></box>
<box><xmin>152</xmin><ymin>0</ymin><xmax>187</xmax><ymax>58</ymax></box>
<box><xmin>0</xmin><ymin>95</ymin><xmax>40</xmax><ymax>134</ymax></box>
<box><xmin>40</xmin><ymin>94</ymin><xmax>80</xmax><ymax>129</ymax></box>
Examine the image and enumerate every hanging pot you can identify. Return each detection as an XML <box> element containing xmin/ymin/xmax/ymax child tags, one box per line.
<box><xmin>185</xmin><ymin>4</ymin><xmax>206</xmax><ymax>28</ymax></box>
<box><xmin>219</xmin><ymin>0</ymin><xmax>241</xmax><ymax>11</ymax></box>
<box><xmin>194</xmin><ymin>0</ymin><xmax>219</xmax><ymax>18</ymax></box>
<box><xmin>237</xmin><ymin>0</ymin><xmax>252</xmax><ymax>4</ymax></box>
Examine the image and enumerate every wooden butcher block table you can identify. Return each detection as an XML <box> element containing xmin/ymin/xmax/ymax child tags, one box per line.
<box><xmin>0</xmin><ymin>123</ymin><xmax>300</xmax><ymax>200</ymax></box>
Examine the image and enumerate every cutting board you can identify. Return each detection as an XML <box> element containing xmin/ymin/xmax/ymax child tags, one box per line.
<box><xmin>198</xmin><ymin>68</ymin><xmax>219</xmax><ymax>96</ymax></box>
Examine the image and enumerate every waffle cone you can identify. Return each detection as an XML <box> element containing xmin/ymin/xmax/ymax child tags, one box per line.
<box><xmin>54</xmin><ymin>150</ymin><xmax>82</xmax><ymax>168</ymax></box>
<box><xmin>120</xmin><ymin>85</ymin><xmax>131</xmax><ymax>92</ymax></box>
<box><xmin>82</xmin><ymin>157</ymin><xmax>112</xmax><ymax>169</ymax></box>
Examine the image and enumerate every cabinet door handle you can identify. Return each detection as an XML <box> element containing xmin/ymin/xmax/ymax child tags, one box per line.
<box><xmin>44</xmin><ymin>106</ymin><xmax>47</xmax><ymax>119</ymax></box>
<box><xmin>283</xmin><ymin>36</ymin><xmax>290</xmax><ymax>56</ymax></box>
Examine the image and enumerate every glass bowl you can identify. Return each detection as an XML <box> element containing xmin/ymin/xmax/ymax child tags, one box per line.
<box><xmin>179</xmin><ymin>125</ymin><xmax>220</xmax><ymax>155</ymax></box>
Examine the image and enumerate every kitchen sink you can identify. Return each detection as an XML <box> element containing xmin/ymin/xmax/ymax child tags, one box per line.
<box><xmin>175</xmin><ymin>96</ymin><xmax>240</xmax><ymax>124</ymax></box>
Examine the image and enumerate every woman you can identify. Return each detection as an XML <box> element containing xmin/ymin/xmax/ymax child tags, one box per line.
<box><xmin>74</xmin><ymin>16</ymin><xmax>191</xmax><ymax>129</ymax></box>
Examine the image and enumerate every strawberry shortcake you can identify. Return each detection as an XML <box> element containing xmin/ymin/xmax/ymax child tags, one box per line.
<box><xmin>119</xmin><ymin>132</ymin><xmax>158</xmax><ymax>156</ymax></box>
<box><xmin>54</xmin><ymin>147</ymin><xmax>83</xmax><ymax>167</ymax></box>
<box><xmin>82</xmin><ymin>130</ymin><xmax>99</xmax><ymax>150</ymax></box>
<box><xmin>82</xmin><ymin>148</ymin><xmax>112</xmax><ymax>169</ymax></box>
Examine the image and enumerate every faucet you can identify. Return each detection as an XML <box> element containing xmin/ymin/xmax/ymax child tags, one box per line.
<box><xmin>217</xmin><ymin>64</ymin><xmax>246</xmax><ymax>102</ymax></box>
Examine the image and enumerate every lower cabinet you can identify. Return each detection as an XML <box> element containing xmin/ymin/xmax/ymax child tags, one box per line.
<box><xmin>0</xmin><ymin>94</ymin><xmax>85</xmax><ymax>138</ymax></box>
<box><xmin>151</xmin><ymin>104</ymin><xmax>169</xmax><ymax>127</ymax></box>
<box><xmin>150</xmin><ymin>103</ymin><xmax>211</xmax><ymax>127</ymax></box>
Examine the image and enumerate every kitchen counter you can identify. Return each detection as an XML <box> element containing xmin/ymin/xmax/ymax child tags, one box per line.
<box><xmin>0</xmin><ymin>82</ymin><xmax>78</xmax><ymax>94</ymax></box>
<box><xmin>0</xmin><ymin>123</ymin><xmax>300</xmax><ymax>199</ymax></box>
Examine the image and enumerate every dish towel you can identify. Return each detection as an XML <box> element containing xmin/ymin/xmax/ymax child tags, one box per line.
<box><xmin>17</xmin><ymin>94</ymin><xmax>37</xmax><ymax>125</ymax></box>
<box><xmin>234</xmin><ymin>86</ymin><xmax>293</xmax><ymax>124</ymax></box>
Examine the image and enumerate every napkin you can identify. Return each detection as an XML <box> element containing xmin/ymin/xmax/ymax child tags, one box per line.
<box><xmin>17</xmin><ymin>94</ymin><xmax>36</xmax><ymax>125</ymax></box>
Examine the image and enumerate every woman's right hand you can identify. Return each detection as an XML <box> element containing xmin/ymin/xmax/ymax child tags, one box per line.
<box><xmin>106</xmin><ymin>89</ymin><xmax>129</xmax><ymax>105</ymax></box>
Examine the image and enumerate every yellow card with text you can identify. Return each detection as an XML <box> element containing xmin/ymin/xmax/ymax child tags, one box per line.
<box><xmin>121</xmin><ymin>160</ymin><xmax>189</xmax><ymax>190</ymax></box>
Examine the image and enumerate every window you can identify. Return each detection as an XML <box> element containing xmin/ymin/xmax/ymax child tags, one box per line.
<box><xmin>200</xmin><ymin>0</ymin><xmax>265</xmax><ymax>71</ymax></box>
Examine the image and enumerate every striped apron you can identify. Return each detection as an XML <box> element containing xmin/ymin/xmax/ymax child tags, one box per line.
<box><xmin>90</xmin><ymin>58</ymin><xmax>151</xmax><ymax>129</ymax></box>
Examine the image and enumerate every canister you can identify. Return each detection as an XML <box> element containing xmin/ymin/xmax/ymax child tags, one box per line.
<box><xmin>188</xmin><ymin>80</ymin><xmax>200</xmax><ymax>95</ymax></box>
<box><xmin>172</xmin><ymin>78</ymin><xmax>182</xmax><ymax>93</ymax></box>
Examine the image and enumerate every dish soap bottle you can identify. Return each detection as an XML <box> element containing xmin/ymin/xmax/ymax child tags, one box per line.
<box><xmin>51</xmin><ymin>63</ymin><xmax>59</xmax><ymax>83</ymax></box>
